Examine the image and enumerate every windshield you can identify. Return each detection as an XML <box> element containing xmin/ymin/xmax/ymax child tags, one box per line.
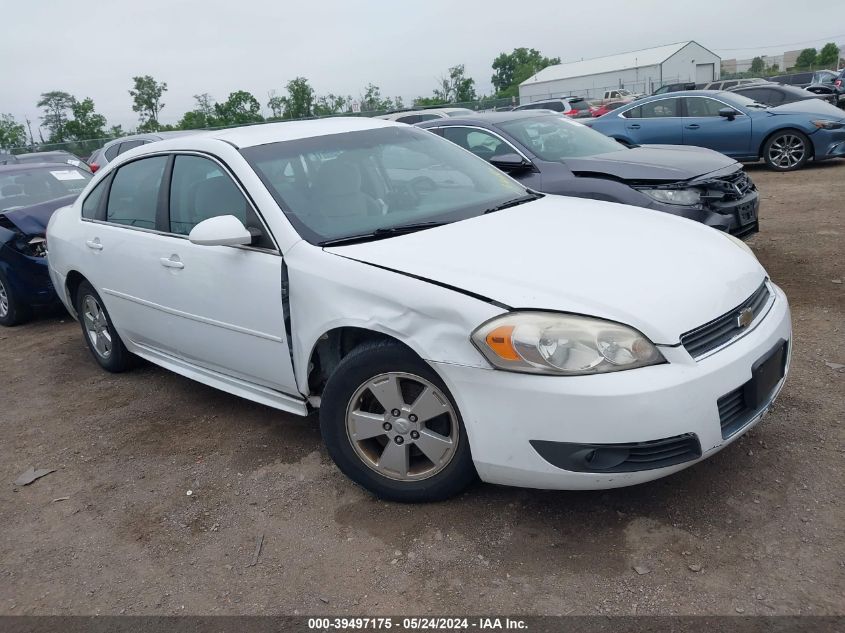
<box><xmin>0</xmin><ymin>166</ymin><xmax>91</xmax><ymax>211</ymax></box>
<box><xmin>241</xmin><ymin>126</ymin><xmax>527</xmax><ymax>244</ymax></box>
<box><xmin>499</xmin><ymin>115</ymin><xmax>626</xmax><ymax>161</ymax></box>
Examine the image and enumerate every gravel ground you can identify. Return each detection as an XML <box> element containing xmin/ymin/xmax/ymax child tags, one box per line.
<box><xmin>1</xmin><ymin>162</ymin><xmax>843</xmax><ymax>616</ymax></box>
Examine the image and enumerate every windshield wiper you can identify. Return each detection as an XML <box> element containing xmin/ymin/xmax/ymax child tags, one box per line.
<box><xmin>483</xmin><ymin>191</ymin><xmax>544</xmax><ymax>214</ymax></box>
<box><xmin>319</xmin><ymin>221</ymin><xmax>447</xmax><ymax>246</ymax></box>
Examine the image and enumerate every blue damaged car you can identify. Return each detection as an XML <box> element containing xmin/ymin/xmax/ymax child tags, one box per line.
<box><xmin>585</xmin><ymin>90</ymin><xmax>845</xmax><ymax>171</ymax></box>
<box><xmin>0</xmin><ymin>163</ymin><xmax>92</xmax><ymax>325</ymax></box>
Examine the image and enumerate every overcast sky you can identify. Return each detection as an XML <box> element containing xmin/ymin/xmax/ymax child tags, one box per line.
<box><xmin>3</xmin><ymin>0</ymin><xmax>845</xmax><ymax>135</ymax></box>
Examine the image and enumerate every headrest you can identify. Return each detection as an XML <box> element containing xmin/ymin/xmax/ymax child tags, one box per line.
<box><xmin>314</xmin><ymin>159</ymin><xmax>362</xmax><ymax>196</ymax></box>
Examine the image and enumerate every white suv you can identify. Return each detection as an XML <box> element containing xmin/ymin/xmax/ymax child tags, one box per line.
<box><xmin>47</xmin><ymin>119</ymin><xmax>791</xmax><ymax>502</ymax></box>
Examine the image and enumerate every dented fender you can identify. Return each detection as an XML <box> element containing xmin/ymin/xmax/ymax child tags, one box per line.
<box><xmin>284</xmin><ymin>241</ymin><xmax>505</xmax><ymax>395</ymax></box>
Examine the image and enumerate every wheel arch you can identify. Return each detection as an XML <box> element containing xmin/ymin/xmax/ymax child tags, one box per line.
<box><xmin>64</xmin><ymin>270</ymin><xmax>88</xmax><ymax>317</ymax></box>
<box><xmin>758</xmin><ymin>126</ymin><xmax>814</xmax><ymax>160</ymax></box>
<box><xmin>305</xmin><ymin>326</ymin><xmax>422</xmax><ymax>399</ymax></box>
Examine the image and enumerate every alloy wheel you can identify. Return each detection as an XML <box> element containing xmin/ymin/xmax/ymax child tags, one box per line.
<box><xmin>0</xmin><ymin>278</ymin><xmax>8</xmax><ymax>319</ymax></box>
<box><xmin>768</xmin><ymin>134</ymin><xmax>806</xmax><ymax>169</ymax></box>
<box><xmin>82</xmin><ymin>295</ymin><xmax>112</xmax><ymax>359</ymax></box>
<box><xmin>345</xmin><ymin>372</ymin><xmax>459</xmax><ymax>481</ymax></box>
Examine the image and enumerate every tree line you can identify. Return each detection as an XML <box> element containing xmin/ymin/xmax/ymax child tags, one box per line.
<box><xmin>0</xmin><ymin>47</ymin><xmax>559</xmax><ymax>150</ymax></box>
<box><xmin>747</xmin><ymin>42</ymin><xmax>842</xmax><ymax>76</ymax></box>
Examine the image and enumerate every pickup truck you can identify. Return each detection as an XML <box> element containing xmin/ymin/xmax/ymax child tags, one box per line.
<box><xmin>595</xmin><ymin>89</ymin><xmax>642</xmax><ymax>104</ymax></box>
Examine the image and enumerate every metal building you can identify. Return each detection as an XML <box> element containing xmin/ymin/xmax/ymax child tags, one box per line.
<box><xmin>519</xmin><ymin>41</ymin><xmax>721</xmax><ymax>104</ymax></box>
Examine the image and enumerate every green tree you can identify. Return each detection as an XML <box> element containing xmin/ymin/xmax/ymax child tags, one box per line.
<box><xmin>0</xmin><ymin>113</ymin><xmax>26</xmax><ymax>149</ymax></box>
<box><xmin>178</xmin><ymin>93</ymin><xmax>217</xmax><ymax>129</ymax></box>
<box><xmin>129</xmin><ymin>75</ymin><xmax>167</xmax><ymax>131</ymax></box>
<box><xmin>313</xmin><ymin>93</ymin><xmax>352</xmax><ymax>116</ymax></box>
<box><xmin>750</xmin><ymin>57</ymin><xmax>765</xmax><ymax>74</ymax></box>
<box><xmin>267</xmin><ymin>91</ymin><xmax>286</xmax><ymax>118</ymax></box>
<box><xmin>414</xmin><ymin>96</ymin><xmax>447</xmax><ymax>107</ymax></box>
<box><xmin>213</xmin><ymin>90</ymin><xmax>263</xmax><ymax>126</ymax></box>
<box><xmin>491</xmin><ymin>48</ymin><xmax>560</xmax><ymax>97</ymax></box>
<box><xmin>795</xmin><ymin>48</ymin><xmax>818</xmax><ymax>70</ymax></box>
<box><xmin>360</xmin><ymin>84</ymin><xmax>396</xmax><ymax>112</ymax></box>
<box><xmin>108</xmin><ymin>124</ymin><xmax>125</xmax><ymax>138</ymax></box>
<box><xmin>65</xmin><ymin>97</ymin><xmax>107</xmax><ymax>140</ymax></box>
<box><xmin>433</xmin><ymin>64</ymin><xmax>476</xmax><ymax>103</ymax></box>
<box><xmin>37</xmin><ymin>90</ymin><xmax>76</xmax><ymax>142</ymax></box>
<box><xmin>282</xmin><ymin>77</ymin><xmax>315</xmax><ymax>119</ymax></box>
<box><xmin>817</xmin><ymin>42</ymin><xmax>840</xmax><ymax>68</ymax></box>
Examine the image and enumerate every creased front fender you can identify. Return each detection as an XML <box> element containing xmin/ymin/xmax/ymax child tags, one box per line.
<box><xmin>284</xmin><ymin>241</ymin><xmax>504</xmax><ymax>395</ymax></box>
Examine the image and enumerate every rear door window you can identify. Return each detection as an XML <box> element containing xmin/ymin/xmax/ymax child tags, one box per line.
<box><xmin>105</xmin><ymin>156</ymin><xmax>167</xmax><ymax>229</ymax></box>
<box><xmin>82</xmin><ymin>178</ymin><xmax>108</xmax><ymax>220</ymax></box>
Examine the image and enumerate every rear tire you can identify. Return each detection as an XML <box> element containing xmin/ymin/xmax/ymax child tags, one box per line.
<box><xmin>762</xmin><ymin>130</ymin><xmax>810</xmax><ymax>171</ymax></box>
<box><xmin>75</xmin><ymin>281</ymin><xmax>131</xmax><ymax>372</ymax></box>
<box><xmin>319</xmin><ymin>340</ymin><xmax>476</xmax><ymax>502</ymax></box>
<box><xmin>0</xmin><ymin>271</ymin><xmax>32</xmax><ymax>327</ymax></box>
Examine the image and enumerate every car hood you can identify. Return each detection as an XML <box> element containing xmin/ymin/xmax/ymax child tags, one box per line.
<box><xmin>561</xmin><ymin>145</ymin><xmax>739</xmax><ymax>181</ymax></box>
<box><xmin>766</xmin><ymin>99</ymin><xmax>845</xmax><ymax>118</ymax></box>
<box><xmin>327</xmin><ymin>196</ymin><xmax>766</xmax><ymax>344</ymax></box>
<box><xmin>0</xmin><ymin>194</ymin><xmax>76</xmax><ymax>235</ymax></box>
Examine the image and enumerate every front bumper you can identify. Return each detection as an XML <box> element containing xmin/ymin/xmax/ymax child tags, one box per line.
<box><xmin>432</xmin><ymin>283</ymin><xmax>791</xmax><ymax>490</ymax></box>
<box><xmin>811</xmin><ymin>126</ymin><xmax>845</xmax><ymax>159</ymax></box>
<box><xmin>0</xmin><ymin>244</ymin><xmax>56</xmax><ymax>308</ymax></box>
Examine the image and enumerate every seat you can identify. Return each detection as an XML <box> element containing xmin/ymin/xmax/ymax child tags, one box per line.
<box><xmin>311</xmin><ymin>158</ymin><xmax>381</xmax><ymax>219</ymax></box>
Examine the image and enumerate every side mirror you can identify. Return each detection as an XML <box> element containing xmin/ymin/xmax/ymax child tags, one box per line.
<box><xmin>490</xmin><ymin>153</ymin><xmax>530</xmax><ymax>173</ymax></box>
<box><xmin>718</xmin><ymin>107</ymin><xmax>738</xmax><ymax>120</ymax></box>
<box><xmin>188</xmin><ymin>215</ymin><xmax>252</xmax><ymax>247</ymax></box>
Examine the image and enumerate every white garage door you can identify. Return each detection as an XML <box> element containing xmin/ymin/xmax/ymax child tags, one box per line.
<box><xmin>696</xmin><ymin>63</ymin><xmax>715</xmax><ymax>83</ymax></box>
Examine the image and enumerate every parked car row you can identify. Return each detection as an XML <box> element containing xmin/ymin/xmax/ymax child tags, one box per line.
<box><xmin>36</xmin><ymin>119</ymin><xmax>790</xmax><ymax>502</ymax></box>
<box><xmin>584</xmin><ymin>90</ymin><xmax>845</xmax><ymax>171</ymax></box>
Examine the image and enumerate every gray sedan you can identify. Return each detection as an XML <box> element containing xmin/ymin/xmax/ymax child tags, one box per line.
<box><xmin>418</xmin><ymin>111</ymin><xmax>759</xmax><ymax>237</ymax></box>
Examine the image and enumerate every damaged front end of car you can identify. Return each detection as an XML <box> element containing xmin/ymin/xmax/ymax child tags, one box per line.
<box><xmin>0</xmin><ymin>208</ymin><xmax>59</xmax><ymax>322</ymax></box>
<box><xmin>632</xmin><ymin>169</ymin><xmax>760</xmax><ymax>238</ymax></box>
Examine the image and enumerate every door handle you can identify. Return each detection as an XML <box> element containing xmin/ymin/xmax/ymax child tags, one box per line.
<box><xmin>85</xmin><ymin>239</ymin><xmax>103</xmax><ymax>251</ymax></box>
<box><xmin>626</xmin><ymin>124</ymin><xmax>641</xmax><ymax>129</ymax></box>
<box><xmin>160</xmin><ymin>256</ymin><xmax>184</xmax><ymax>270</ymax></box>
<box><xmin>685</xmin><ymin>124</ymin><xmax>701</xmax><ymax>130</ymax></box>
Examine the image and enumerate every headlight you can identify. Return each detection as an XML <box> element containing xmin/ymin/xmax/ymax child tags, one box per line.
<box><xmin>471</xmin><ymin>312</ymin><xmax>665</xmax><ymax>375</ymax></box>
<box><xmin>811</xmin><ymin>119</ymin><xmax>844</xmax><ymax>130</ymax></box>
<box><xmin>640</xmin><ymin>187</ymin><xmax>701</xmax><ymax>206</ymax></box>
<box><xmin>12</xmin><ymin>236</ymin><xmax>47</xmax><ymax>258</ymax></box>
<box><xmin>722</xmin><ymin>231</ymin><xmax>756</xmax><ymax>259</ymax></box>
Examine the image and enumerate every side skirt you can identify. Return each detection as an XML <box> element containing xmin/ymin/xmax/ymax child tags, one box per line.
<box><xmin>129</xmin><ymin>340</ymin><xmax>309</xmax><ymax>416</ymax></box>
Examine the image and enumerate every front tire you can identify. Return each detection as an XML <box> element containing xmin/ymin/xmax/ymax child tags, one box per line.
<box><xmin>320</xmin><ymin>341</ymin><xmax>476</xmax><ymax>502</ymax></box>
<box><xmin>0</xmin><ymin>270</ymin><xmax>32</xmax><ymax>327</ymax></box>
<box><xmin>763</xmin><ymin>130</ymin><xmax>810</xmax><ymax>171</ymax></box>
<box><xmin>75</xmin><ymin>281</ymin><xmax>131</xmax><ymax>372</ymax></box>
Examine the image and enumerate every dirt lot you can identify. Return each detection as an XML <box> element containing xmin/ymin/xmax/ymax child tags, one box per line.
<box><xmin>1</xmin><ymin>162</ymin><xmax>843</xmax><ymax>617</ymax></box>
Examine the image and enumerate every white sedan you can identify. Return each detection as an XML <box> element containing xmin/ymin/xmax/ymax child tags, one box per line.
<box><xmin>46</xmin><ymin>118</ymin><xmax>792</xmax><ymax>502</ymax></box>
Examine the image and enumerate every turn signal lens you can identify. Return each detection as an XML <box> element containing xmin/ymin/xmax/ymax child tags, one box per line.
<box><xmin>485</xmin><ymin>325</ymin><xmax>520</xmax><ymax>361</ymax></box>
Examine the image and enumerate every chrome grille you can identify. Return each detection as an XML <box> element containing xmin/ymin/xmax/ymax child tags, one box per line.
<box><xmin>681</xmin><ymin>282</ymin><xmax>771</xmax><ymax>358</ymax></box>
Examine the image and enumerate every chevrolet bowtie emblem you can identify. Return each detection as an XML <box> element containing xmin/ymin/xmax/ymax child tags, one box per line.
<box><xmin>736</xmin><ymin>307</ymin><xmax>754</xmax><ymax>328</ymax></box>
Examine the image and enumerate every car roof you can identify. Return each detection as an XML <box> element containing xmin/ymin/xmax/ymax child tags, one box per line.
<box><xmin>418</xmin><ymin>110</ymin><xmax>568</xmax><ymax>126</ymax></box>
<box><xmin>199</xmin><ymin>117</ymin><xmax>402</xmax><ymax>148</ymax></box>
<box><xmin>15</xmin><ymin>150</ymin><xmax>75</xmax><ymax>158</ymax></box>
<box><xmin>101</xmin><ymin>129</ymin><xmax>198</xmax><ymax>149</ymax></box>
<box><xmin>0</xmin><ymin>162</ymin><xmax>88</xmax><ymax>173</ymax></box>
